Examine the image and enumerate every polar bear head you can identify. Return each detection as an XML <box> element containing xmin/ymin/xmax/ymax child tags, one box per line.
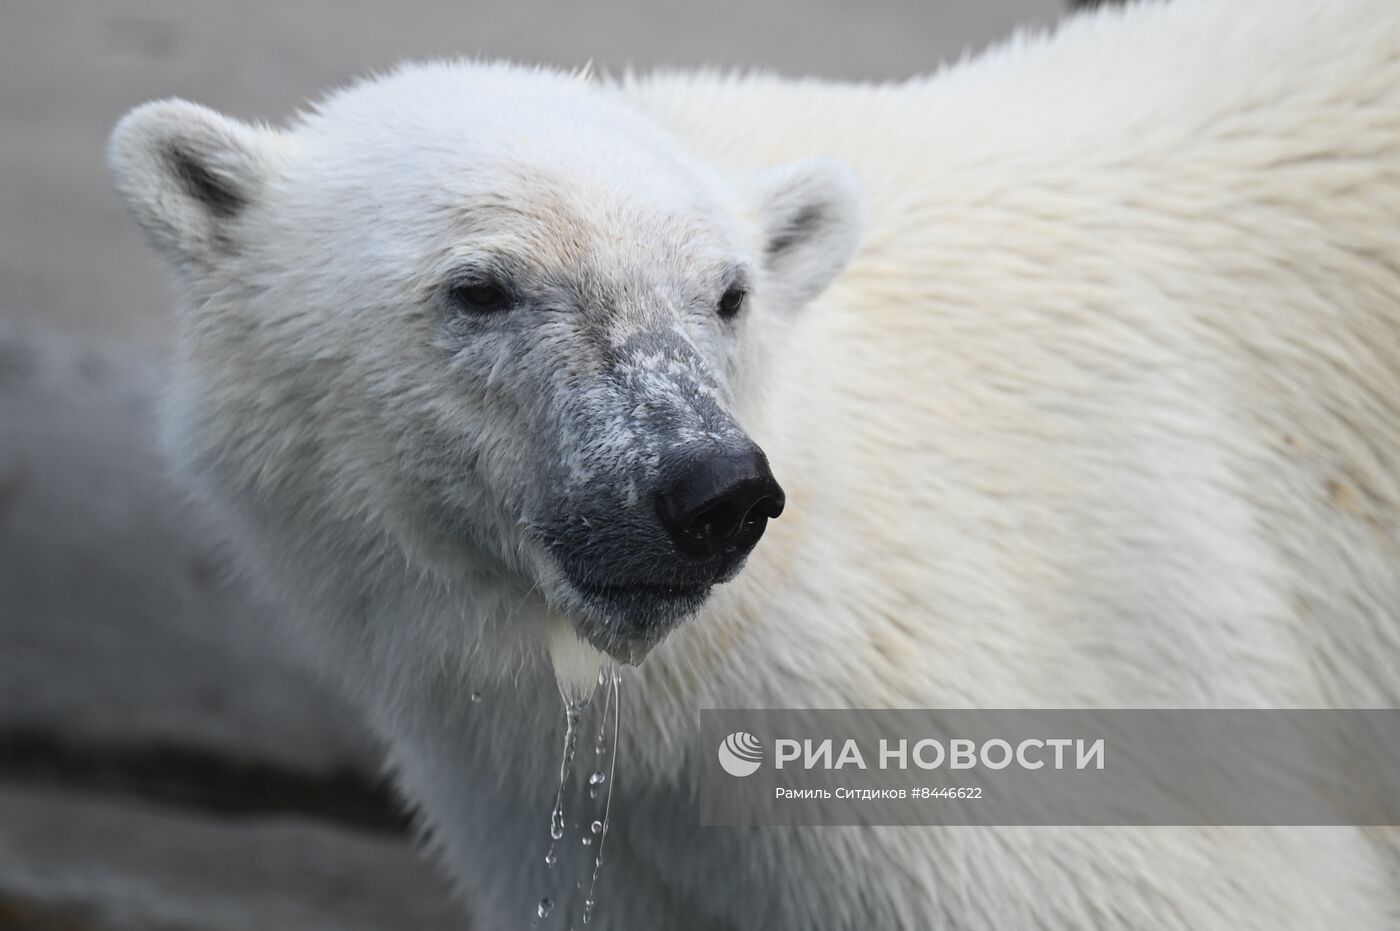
<box><xmin>108</xmin><ymin>63</ymin><xmax>861</xmax><ymax>662</ymax></box>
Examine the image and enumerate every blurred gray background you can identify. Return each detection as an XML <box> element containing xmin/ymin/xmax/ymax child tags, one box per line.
<box><xmin>0</xmin><ymin>2</ymin><xmax>1073</xmax><ymax>928</ymax></box>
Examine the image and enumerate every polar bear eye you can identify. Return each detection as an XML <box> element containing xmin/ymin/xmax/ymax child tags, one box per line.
<box><xmin>449</xmin><ymin>281</ymin><xmax>512</xmax><ymax>315</ymax></box>
<box><xmin>717</xmin><ymin>286</ymin><xmax>747</xmax><ymax>320</ymax></box>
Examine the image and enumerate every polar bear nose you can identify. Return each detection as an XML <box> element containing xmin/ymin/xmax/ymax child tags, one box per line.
<box><xmin>655</xmin><ymin>447</ymin><xmax>786</xmax><ymax>560</ymax></box>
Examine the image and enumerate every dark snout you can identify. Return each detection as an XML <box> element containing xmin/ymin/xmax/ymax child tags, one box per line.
<box><xmin>656</xmin><ymin>446</ymin><xmax>785</xmax><ymax>560</ymax></box>
<box><xmin>553</xmin><ymin>440</ymin><xmax>783</xmax><ymax>661</ymax></box>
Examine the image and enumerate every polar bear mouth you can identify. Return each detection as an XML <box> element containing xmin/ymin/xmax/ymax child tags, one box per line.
<box><xmin>574</xmin><ymin>579</ymin><xmax>712</xmax><ymax>601</ymax></box>
<box><xmin>560</xmin><ymin>572</ymin><xmax>723</xmax><ymax>661</ymax></box>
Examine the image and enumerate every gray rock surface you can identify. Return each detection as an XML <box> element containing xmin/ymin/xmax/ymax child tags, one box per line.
<box><xmin>0</xmin><ymin>787</ymin><xmax>465</xmax><ymax>931</ymax></box>
<box><xmin>0</xmin><ymin>1</ymin><xmax>1072</xmax><ymax>928</ymax></box>
<box><xmin>0</xmin><ymin>333</ymin><xmax>378</xmax><ymax>773</ymax></box>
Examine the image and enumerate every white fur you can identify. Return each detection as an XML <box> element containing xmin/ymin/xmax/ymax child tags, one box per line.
<box><xmin>547</xmin><ymin>611</ymin><xmax>603</xmax><ymax>704</ymax></box>
<box><xmin>109</xmin><ymin>0</ymin><xmax>1400</xmax><ymax>927</ymax></box>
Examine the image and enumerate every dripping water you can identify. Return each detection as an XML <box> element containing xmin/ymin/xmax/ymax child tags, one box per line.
<box><xmin>536</xmin><ymin>663</ymin><xmax>622</xmax><ymax>926</ymax></box>
<box><xmin>591</xmin><ymin>666</ymin><xmax>612</xmax><ymax>789</ymax></box>
<box><xmin>544</xmin><ymin>690</ymin><xmax>587</xmax><ymax>870</ymax></box>
<box><xmin>582</xmin><ymin>667</ymin><xmax>620</xmax><ymax>925</ymax></box>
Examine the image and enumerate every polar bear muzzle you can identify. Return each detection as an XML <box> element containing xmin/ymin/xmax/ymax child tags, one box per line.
<box><xmin>543</xmin><ymin>389</ymin><xmax>786</xmax><ymax>658</ymax></box>
<box><xmin>557</xmin><ymin>438</ymin><xmax>784</xmax><ymax>659</ymax></box>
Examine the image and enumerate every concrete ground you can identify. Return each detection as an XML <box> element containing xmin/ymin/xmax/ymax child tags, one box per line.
<box><xmin>0</xmin><ymin>1</ymin><xmax>1070</xmax><ymax>927</ymax></box>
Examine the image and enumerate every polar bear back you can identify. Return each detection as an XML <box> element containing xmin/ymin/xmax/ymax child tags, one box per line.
<box><xmin>626</xmin><ymin>0</ymin><xmax>1400</xmax><ymax>710</ymax></box>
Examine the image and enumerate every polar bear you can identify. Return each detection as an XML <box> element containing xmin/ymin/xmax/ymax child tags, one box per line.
<box><xmin>108</xmin><ymin>0</ymin><xmax>1400</xmax><ymax>927</ymax></box>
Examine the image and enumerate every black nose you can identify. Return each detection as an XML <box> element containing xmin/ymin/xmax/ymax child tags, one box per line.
<box><xmin>656</xmin><ymin>447</ymin><xmax>785</xmax><ymax>560</ymax></box>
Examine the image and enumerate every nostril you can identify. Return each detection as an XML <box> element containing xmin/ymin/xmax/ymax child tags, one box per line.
<box><xmin>683</xmin><ymin>500</ymin><xmax>741</xmax><ymax>546</ymax></box>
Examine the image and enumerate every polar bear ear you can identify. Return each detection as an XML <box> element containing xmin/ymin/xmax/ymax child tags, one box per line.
<box><xmin>108</xmin><ymin>99</ymin><xmax>279</xmax><ymax>274</ymax></box>
<box><xmin>753</xmin><ymin>157</ymin><xmax>864</xmax><ymax>307</ymax></box>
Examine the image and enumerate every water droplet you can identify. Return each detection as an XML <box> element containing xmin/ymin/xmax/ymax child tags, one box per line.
<box><xmin>470</xmin><ymin>690</ymin><xmax>482</xmax><ymax>702</ymax></box>
<box><xmin>538</xmin><ymin>897</ymin><xmax>554</xmax><ymax>919</ymax></box>
<box><xmin>590</xmin><ymin>820</ymin><xmax>602</xmax><ymax>834</ymax></box>
<box><xmin>583</xmin><ymin>897</ymin><xmax>596</xmax><ymax>924</ymax></box>
<box><xmin>550</xmin><ymin>822</ymin><xmax>563</xmax><ymax>841</ymax></box>
<box><xmin>544</xmin><ymin>850</ymin><xmax>557</xmax><ymax>867</ymax></box>
<box><xmin>589</xmin><ymin>771</ymin><xmax>605</xmax><ymax>786</ymax></box>
<box><xmin>581</xmin><ymin>835</ymin><xmax>592</xmax><ymax>846</ymax></box>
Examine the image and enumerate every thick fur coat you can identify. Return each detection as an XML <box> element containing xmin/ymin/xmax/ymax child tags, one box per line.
<box><xmin>109</xmin><ymin>0</ymin><xmax>1400</xmax><ymax>927</ymax></box>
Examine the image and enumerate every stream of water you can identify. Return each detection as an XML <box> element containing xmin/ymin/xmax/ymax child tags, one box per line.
<box><xmin>535</xmin><ymin>664</ymin><xmax>621</xmax><ymax>928</ymax></box>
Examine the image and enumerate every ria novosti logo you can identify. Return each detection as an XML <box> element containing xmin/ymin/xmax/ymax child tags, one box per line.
<box><xmin>718</xmin><ymin>731</ymin><xmax>764</xmax><ymax>777</ymax></box>
<box><xmin>715</xmin><ymin>731</ymin><xmax>1107</xmax><ymax>779</ymax></box>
